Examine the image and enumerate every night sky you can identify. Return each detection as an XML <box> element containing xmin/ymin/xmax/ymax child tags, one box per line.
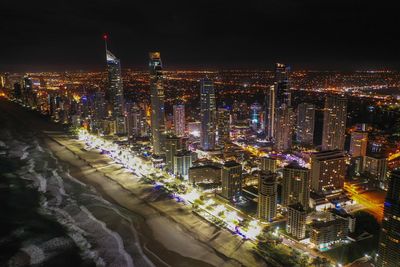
<box><xmin>1</xmin><ymin>0</ymin><xmax>399</xmax><ymax>71</ymax></box>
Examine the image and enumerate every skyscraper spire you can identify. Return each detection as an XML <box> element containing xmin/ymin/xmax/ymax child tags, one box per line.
<box><xmin>103</xmin><ymin>33</ymin><xmax>108</xmax><ymax>52</ymax></box>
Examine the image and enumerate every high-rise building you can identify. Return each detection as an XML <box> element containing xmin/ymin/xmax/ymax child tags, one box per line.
<box><xmin>250</xmin><ymin>102</ymin><xmax>262</xmax><ymax>131</ymax></box>
<box><xmin>200</xmin><ymin>78</ymin><xmax>216</xmax><ymax>150</ymax></box>
<box><xmin>258</xmin><ymin>171</ymin><xmax>277</xmax><ymax>221</ymax></box>
<box><xmin>126</xmin><ymin>105</ymin><xmax>144</xmax><ymax>137</ymax></box>
<box><xmin>221</xmin><ymin>161</ymin><xmax>242</xmax><ymax>200</ymax></box>
<box><xmin>149</xmin><ymin>52</ymin><xmax>166</xmax><ymax>155</ymax></box>
<box><xmin>173</xmin><ymin>150</ymin><xmax>192</xmax><ymax>178</ymax></box>
<box><xmin>349</xmin><ymin>131</ymin><xmax>368</xmax><ymax>157</ymax></box>
<box><xmin>93</xmin><ymin>91</ymin><xmax>107</xmax><ymax>120</ymax></box>
<box><xmin>173</xmin><ymin>104</ymin><xmax>185</xmax><ymax>137</ymax></box>
<box><xmin>217</xmin><ymin>107</ymin><xmax>230</xmax><ymax>146</ymax></box>
<box><xmin>282</xmin><ymin>163</ymin><xmax>310</xmax><ymax>208</ymax></box>
<box><xmin>364</xmin><ymin>154</ymin><xmax>388</xmax><ymax>189</ymax></box>
<box><xmin>377</xmin><ymin>170</ymin><xmax>400</xmax><ymax>267</ymax></box>
<box><xmin>265</xmin><ymin>85</ymin><xmax>276</xmax><ymax>139</ymax></box>
<box><xmin>105</xmin><ymin>45</ymin><xmax>124</xmax><ymax>117</ymax></box>
<box><xmin>105</xmin><ymin>40</ymin><xmax>125</xmax><ymax>135</ymax></box>
<box><xmin>275</xmin><ymin>63</ymin><xmax>291</xmax><ymax>107</ymax></box>
<box><xmin>310</xmin><ymin>217</ymin><xmax>349</xmax><ymax>250</ymax></box>
<box><xmin>322</xmin><ymin>96</ymin><xmax>347</xmax><ymax>151</ymax></box>
<box><xmin>286</xmin><ymin>203</ymin><xmax>307</xmax><ymax>239</ymax></box>
<box><xmin>165</xmin><ymin>135</ymin><xmax>181</xmax><ymax>172</ymax></box>
<box><xmin>296</xmin><ymin>103</ymin><xmax>315</xmax><ymax>145</ymax></box>
<box><xmin>274</xmin><ymin>105</ymin><xmax>294</xmax><ymax>152</ymax></box>
<box><xmin>260</xmin><ymin>156</ymin><xmax>278</xmax><ymax>173</ymax></box>
<box><xmin>311</xmin><ymin>150</ymin><xmax>346</xmax><ymax>193</ymax></box>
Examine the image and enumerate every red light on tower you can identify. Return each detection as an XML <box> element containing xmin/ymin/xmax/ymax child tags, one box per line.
<box><xmin>103</xmin><ymin>34</ymin><xmax>108</xmax><ymax>40</ymax></box>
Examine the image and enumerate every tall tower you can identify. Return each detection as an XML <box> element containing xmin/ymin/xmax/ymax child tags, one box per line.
<box><xmin>322</xmin><ymin>95</ymin><xmax>347</xmax><ymax>151</ymax></box>
<box><xmin>275</xmin><ymin>63</ymin><xmax>291</xmax><ymax>108</ymax></box>
<box><xmin>200</xmin><ymin>78</ymin><xmax>216</xmax><ymax>151</ymax></box>
<box><xmin>258</xmin><ymin>171</ymin><xmax>277</xmax><ymax>221</ymax></box>
<box><xmin>296</xmin><ymin>103</ymin><xmax>315</xmax><ymax>145</ymax></box>
<box><xmin>149</xmin><ymin>52</ymin><xmax>166</xmax><ymax>155</ymax></box>
<box><xmin>104</xmin><ymin>35</ymin><xmax>125</xmax><ymax>135</ymax></box>
<box><xmin>265</xmin><ymin>85</ymin><xmax>276</xmax><ymax>139</ymax></box>
<box><xmin>377</xmin><ymin>170</ymin><xmax>400</xmax><ymax>267</ymax></box>
<box><xmin>217</xmin><ymin>107</ymin><xmax>230</xmax><ymax>146</ymax></box>
<box><xmin>274</xmin><ymin>104</ymin><xmax>294</xmax><ymax>152</ymax></box>
<box><xmin>173</xmin><ymin>104</ymin><xmax>185</xmax><ymax>137</ymax></box>
<box><xmin>105</xmin><ymin>36</ymin><xmax>124</xmax><ymax>118</ymax></box>
<box><xmin>273</xmin><ymin>63</ymin><xmax>293</xmax><ymax>150</ymax></box>
<box><xmin>282</xmin><ymin>163</ymin><xmax>310</xmax><ymax>208</ymax></box>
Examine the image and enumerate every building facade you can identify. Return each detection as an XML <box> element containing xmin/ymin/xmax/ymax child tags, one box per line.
<box><xmin>149</xmin><ymin>52</ymin><xmax>166</xmax><ymax>155</ymax></box>
<box><xmin>282</xmin><ymin>163</ymin><xmax>310</xmax><ymax>208</ymax></box>
<box><xmin>221</xmin><ymin>161</ymin><xmax>242</xmax><ymax>200</ymax></box>
<box><xmin>321</xmin><ymin>95</ymin><xmax>347</xmax><ymax>151</ymax></box>
<box><xmin>287</xmin><ymin>203</ymin><xmax>307</xmax><ymax>239</ymax></box>
<box><xmin>173</xmin><ymin>104</ymin><xmax>185</xmax><ymax>137</ymax></box>
<box><xmin>258</xmin><ymin>171</ymin><xmax>277</xmax><ymax>221</ymax></box>
<box><xmin>200</xmin><ymin>78</ymin><xmax>217</xmax><ymax>150</ymax></box>
<box><xmin>296</xmin><ymin>103</ymin><xmax>315</xmax><ymax>145</ymax></box>
<box><xmin>311</xmin><ymin>150</ymin><xmax>346</xmax><ymax>193</ymax></box>
<box><xmin>378</xmin><ymin>170</ymin><xmax>400</xmax><ymax>267</ymax></box>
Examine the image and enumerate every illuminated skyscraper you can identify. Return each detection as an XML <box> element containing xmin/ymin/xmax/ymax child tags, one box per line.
<box><xmin>322</xmin><ymin>95</ymin><xmax>347</xmax><ymax>151</ymax></box>
<box><xmin>296</xmin><ymin>103</ymin><xmax>315</xmax><ymax>145</ymax></box>
<box><xmin>274</xmin><ymin>104</ymin><xmax>294</xmax><ymax>152</ymax></box>
<box><xmin>149</xmin><ymin>52</ymin><xmax>166</xmax><ymax>155</ymax></box>
<box><xmin>200</xmin><ymin>78</ymin><xmax>216</xmax><ymax>150</ymax></box>
<box><xmin>286</xmin><ymin>203</ymin><xmax>307</xmax><ymax>240</ymax></box>
<box><xmin>105</xmin><ymin>37</ymin><xmax>125</xmax><ymax>135</ymax></box>
<box><xmin>265</xmin><ymin>85</ymin><xmax>275</xmax><ymax>139</ymax></box>
<box><xmin>258</xmin><ymin>171</ymin><xmax>277</xmax><ymax>221</ymax></box>
<box><xmin>165</xmin><ymin>135</ymin><xmax>181</xmax><ymax>172</ymax></box>
<box><xmin>378</xmin><ymin>170</ymin><xmax>400</xmax><ymax>267</ymax></box>
<box><xmin>260</xmin><ymin>156</ymin><xmax>278</xmax><ymax>173</ymax></box>
<box><xmin>173</xmin><ymin>150</ymin><xmax>192</xmax><ymax>178</ymax></box>
<box><xmin>173</xmin><ymin>104</ymin><xmax>185</xmax><ymax>137</ymax></box>
<box><xmin>349</xmin><ymin>131</ymin><xmax>368</xmax><ymax>157</ymax></box>
<box><xmin>275</xmin><ymin>63</ymin><xmax>291</xmax><ymax>107</ymax></box>
<box><xmin>272</xmin><ymin>63</ymin><xmax>293</xmax><ymax>149</ymax></box>
<box><xmin>217</xmin><ymin>107</ymin><xmax>230</xmax><ymax>146</ymax></box>
<box><xmin>311</xmin><ymin>150</ymin><xmax>346</xmax><ymax>193</ymax></box>
<box><xmin>282</xmin><ymin>163</ymin><xmax>310</xmax><ymax>208</ymax></box>
<box><xmin>221</xmin><ymin>161</ymin><xmax>242</xmax><ymax>200</ymax></box>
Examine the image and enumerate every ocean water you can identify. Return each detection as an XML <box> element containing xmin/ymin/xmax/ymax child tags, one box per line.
<box><xmin>0</xmin><ymin>127</ymin><xmax>154</xmax><ymax>267</ymax></box>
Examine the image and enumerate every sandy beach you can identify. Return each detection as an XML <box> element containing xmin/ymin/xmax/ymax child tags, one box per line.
<box><xmin>45</xmin><ymin>132</ymin><xmax>269</xmax><ymax>267</ymax></box>
<box><xmin>0</xmin><ymin>98</ymin><xmax>269</xmax><ymax>267</ymax></box>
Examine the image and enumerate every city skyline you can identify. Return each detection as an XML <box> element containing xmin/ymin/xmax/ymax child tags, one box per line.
<box><xmin>1</xmin><ymin>2</ymin><xmax>400</xmax><ymax>267</ymax></box>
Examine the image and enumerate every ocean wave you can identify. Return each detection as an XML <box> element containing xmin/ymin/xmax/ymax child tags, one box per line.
<box><xmin>80</xmin><ymin>194</ymin><xmax>154</xmax><ymax>267</ymax></box>
<box><xmin>0</xmin><ymin>140</ymin><xmax>7</xmax><ymax>148</ymax></box>
<box><xmin>44</xmin><ymin>206</ymin><xmax>106</xmax><ymax>266</ymax></box>
<box><xmin>80</xmin><ymin>206</ymin><xmax>134</xmax><ymax>267</ymax></box>
<box><xmin>20</xmin><ymin>244</ymin><xmax>45</xmax><ymax>265</ymax></box>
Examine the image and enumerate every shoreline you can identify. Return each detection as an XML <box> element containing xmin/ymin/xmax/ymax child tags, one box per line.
<box><xmin>0</xmin><ymin>99</ymin><xmax>268</xmax><ymax>267</ymax></box>
<box><xmin>44</xmin><ymin>132</ymin><xmax>268</xmax><ymax>266</ymax></box>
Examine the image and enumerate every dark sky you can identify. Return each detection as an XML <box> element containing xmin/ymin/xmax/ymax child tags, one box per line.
<box><xmin>1</xmin><ymin>0</ymin><xmax>399</xmax><ymax>71</ymax></box>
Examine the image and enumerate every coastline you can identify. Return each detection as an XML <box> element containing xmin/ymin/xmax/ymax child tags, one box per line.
<box><xmin>0</xmin><ymin>98</ymin><xmax>268</xmax><ymax>267</ymax></box>
<box><xmin>44</xmin><ymin>132</ymin><xmax>268</xmax><ymax>266</ymax></box>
